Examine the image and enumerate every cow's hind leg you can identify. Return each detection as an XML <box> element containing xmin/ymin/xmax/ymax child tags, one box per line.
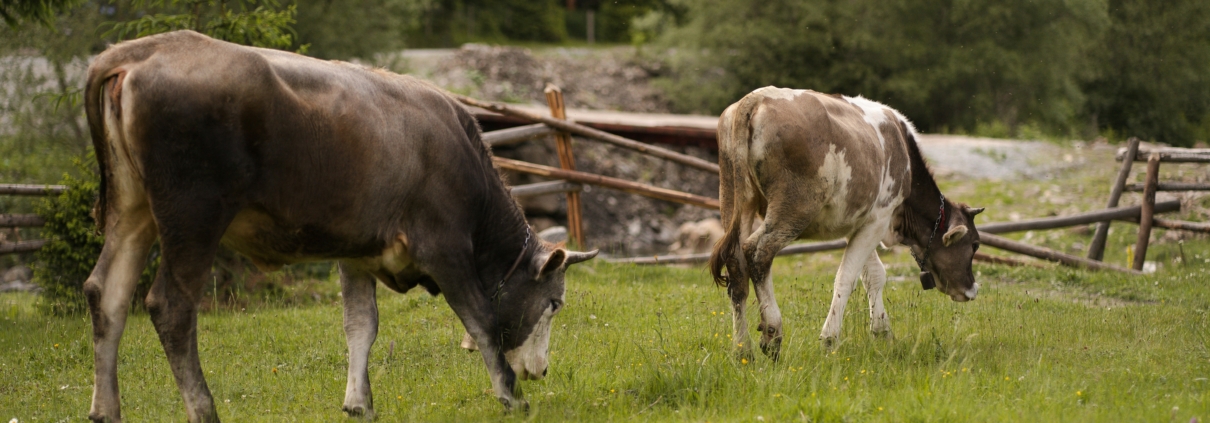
<box><xmin>725</xmin><ymin>209</ymin><xmax>760</xmax><ymax>360</ymax></box>
<box><xmin>85</xmin><ymin>202</ymin><xmax>157</xmax><ymax>422</ymax></box>
<box><xmin>145</xmin><ymin>203</ymin><xmax>237</xmax><ymax>423</ymax></box>
<box><xmin>819</xmin><ymin>225</ymin><xmax>886</xmax><ymax>349</ymax></box>
<box><xmin>742</xmin><ymin>208</ymin><xmax>809</xmax><ymax>361</ymax></box>
<box><xmin>862</xmin><ymin>252</ymin><xmax>892</xmax><ymax>338</ymax></box>
<box><xmin>338</xmin><ymin>263</ymin><xmax>378</xmax><ymax>418</ymax></box>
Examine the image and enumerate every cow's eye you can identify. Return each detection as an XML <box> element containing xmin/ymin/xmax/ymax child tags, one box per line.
<box><xmin>973</xmin><ymin>242</ymin><xmax>980</xmax><ymax>253</ymax></box>
<box><xmin>550</xmin><ymin>299</ymin><xmax>563</xmax><ymax>313</ymax></box>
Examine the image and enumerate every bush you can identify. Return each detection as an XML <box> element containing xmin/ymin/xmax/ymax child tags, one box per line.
<box><xmin>32</xmin><ymin>155</ymin><xmax>157</xmax><ymax>315</ymax></box>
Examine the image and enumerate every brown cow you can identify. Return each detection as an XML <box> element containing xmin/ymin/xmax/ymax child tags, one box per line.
<box><xmin>709</xmin><ymin>87</ymin><xmax>983</xmax><ymax>359</ymax></box>
<box><xmin>82</xmin><ymin>30</ymin><xmax>596</xmax><ymax>422</ymax></box>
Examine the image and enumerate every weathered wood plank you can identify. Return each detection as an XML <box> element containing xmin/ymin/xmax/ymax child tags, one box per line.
<box><xmin>0</xmin><ymin>214</ymin><xmax>46</xmax><ymax>227</ymax></box>
<box><xmin>493</xmin><ymin>157</ymin><xmax>720</xmax><ymax>210</ymax></box>
<box><xmin>509</xmin><ymin>181</ymin><xmax>583</xmax><ymax>198</ymax></box>
<box><xmin>458</xmin><ymin>95</ymin><xmax>721</xmax><ymax>174</ymax></box>
<box><xmin>0</xmin><ymin>184</ymin><xmax>68</xmax><ymax>196</ymax></box>
<box><xmin>979</xmin><ymin>232</ymin><xmax>1141</xmax><ymax>274</ymax></box>
<box><xmin>1116</xmin><ymin>147</ymin><xmax>1210</xmax><ymax>163</ymax></box>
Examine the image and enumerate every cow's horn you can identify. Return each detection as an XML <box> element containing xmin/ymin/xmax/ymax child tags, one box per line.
<box><xmin>565</xmin><ymin>249</ymin><xmax>599</xmax><ymax>265</ymax></box>
<box><xmin>967</xmin><ymin>207</ymin><xmax>985</xmax><ymax>216</ymax></box>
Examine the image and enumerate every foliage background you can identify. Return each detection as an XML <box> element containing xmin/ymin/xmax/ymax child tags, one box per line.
<box><xmin>0</xmin><ymin>0</ymin><xmax>1208</xmax><ymax>314</ymax></box>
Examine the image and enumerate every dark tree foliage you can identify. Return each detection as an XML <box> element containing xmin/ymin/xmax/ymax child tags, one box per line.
<box><xmin>1082</xmin><ymin>0</ymin><xmax>1210</xmax><ymax>146</ymax></box>
<box><xmin>1</xmin><ymin>0</ymin><xmax>80</xmax><ymax>26</ymax></box>
<box><xmin>657</xmin><ymin>0</ymin><xmax>1109</xmax><ymax>138</ymax></box>
<box><xmin>401</xmin><ymin>0</ymin><xmax>567</xmax><ymax>48</ymax></box>
<box><xmin>657</xmin><ymin>0</ymin><xmax>1210</xmax><ymax>145</ymax></box>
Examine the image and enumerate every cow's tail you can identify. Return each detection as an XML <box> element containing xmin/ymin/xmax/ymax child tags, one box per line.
<box><xmin>84</xmin><ymin>52</ymin><xmax>126</xmax><ymax>234</ymax></box>
<box><xmin>709</xmin><ymin>91</ymin><xmax>763</xmax><ymax>288</ymax></box>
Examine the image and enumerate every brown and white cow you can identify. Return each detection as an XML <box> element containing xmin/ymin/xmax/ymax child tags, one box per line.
<box><xmin>82</xmin><ymin>30</ymin><xmax>596</xmax><ymax>422</ymax></box>
<box><xmin>709</xmin><ymin>87</ymin><xmax>983</xmax><ymax>359</ymax></box>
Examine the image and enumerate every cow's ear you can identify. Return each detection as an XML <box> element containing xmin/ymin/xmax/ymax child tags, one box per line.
<box><xmin>535</xmin><ymin>248</ymin><xmax>567</xmax><ymax>279</ymax></box>
<box><xmin>942</xmin><ymin>225</ymin><xmax>969</xmax><ymax>247</ymax></box>
<box><xmin>966</xmin><ymin>206</ymin><xmax>985</xmax><ymax>216</ymax></box>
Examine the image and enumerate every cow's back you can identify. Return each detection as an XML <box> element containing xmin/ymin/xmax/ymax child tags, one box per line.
<box><xmin>88</xmin><ymin>31</ymin><xmax>493</xmax><ymax>267</ymax></box>
<box><xmin>732</xmin><ymin>87</ymin><xmax>911</xmax><ymax>240</ymax></box>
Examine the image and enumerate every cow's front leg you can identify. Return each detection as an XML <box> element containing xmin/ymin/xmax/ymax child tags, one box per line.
<box><xmin>862</xmin><ymin>252</ymin><xmax>892</xmax><ymax>338</ymax></box>
<box><xmin>432</xmin><ymin>266</ymin><xmax>525</xmax><ymax>411</ymax></box>
<box><xmin>338</xmin><ymin>263</ymin><xmax>378</xmax><ymax>419</ymax></box>
<box><xmin>820</xmin><ymin>226</ymin><xmax>885</xmax><ymax>349</ymax></box>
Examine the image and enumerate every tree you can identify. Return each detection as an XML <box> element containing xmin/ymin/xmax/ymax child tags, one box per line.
<box><xmin>654</xmin><ymin>0</ymin><xmax>1108</xmax><ymax>137</ymax></box>
<box><xmin>1</xmin><ymin>0</ymin><xmax>80</xmax><ymax>26</ymax></box>
<box><xmin>1083</xmin><ymin>0</ymin><xmax>1210</xmax><ymax>146</ymax></box>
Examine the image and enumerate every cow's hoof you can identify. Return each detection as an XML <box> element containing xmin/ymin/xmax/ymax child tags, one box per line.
<box><xmin>760</xmin><ymin>337</ymin><xmax>782</xmax><ymax>361</ymax></box>
<box><xmin>820</xmin><ymin>336</ymin><xmax>838</xmax><ymax>351</ymax></box>
<box><xmin>871</xmin><ymin>328</ymin><xmax>893</xmax><ymax>340</ymax></box>
<box><xmin>342</xmin><ymin>404</ymin><xmax>375</xmax><ymax>420</ymax></box>
<box><xmin>499</xmin><ymin>397</ymin><xmax>530</xmax><ymax>413</ymax></box>
<box><xmin>88</xmin><ymin>412</ymin><xmax>115</xmax><ymax>423</ymax></box>
<box><xmin>734</xmin><ymin>346</ymin><xmax>755</xmax><ymax>363</ymax></box>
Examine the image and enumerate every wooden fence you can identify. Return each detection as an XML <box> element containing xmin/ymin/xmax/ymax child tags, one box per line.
<box><xmin>0</xmin><ymin>184</ymin><xmax>66</xmax><ymax>255</ymax></box>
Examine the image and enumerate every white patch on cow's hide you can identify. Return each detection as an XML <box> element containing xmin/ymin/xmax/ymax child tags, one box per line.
<box><xmin>819</xmin><ymin>144</ymin><xmax>853</xmax><ymax>214</ymax></box>
<box><xmin>504</xmin><ymin>303</ymin><xmax>557</xmax><ymax>381</ymax></box>
<box><xmin>843</xmin><ymin>95</ymin><xmax>919</xmax><ymax>136</ymax></box>
<box><xmin>752</xmin><ymin>86</ymin><xmax>807</xmax><ymax>101</ymax></box>
<box><xmin>842</xmin><ymin>95</ymin><xmax>892</xmax><ymax>149</ymax></box>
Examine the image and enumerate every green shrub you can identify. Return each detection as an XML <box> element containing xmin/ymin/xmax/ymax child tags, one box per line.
<box><xmin>32</xmin><ymin>155</ymin><xmax>157</xmax><ymax>315</ymax></box>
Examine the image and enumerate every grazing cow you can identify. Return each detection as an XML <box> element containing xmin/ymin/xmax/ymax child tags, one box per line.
<box><xmin>709</xmin><ymin>87</ymin><xmax>983</xmax><ymax>359</ymax></box>
<box><xmin>82</xmin><ymin>30</ymin><xmax>596</xmax><ymax>422</ymax></box>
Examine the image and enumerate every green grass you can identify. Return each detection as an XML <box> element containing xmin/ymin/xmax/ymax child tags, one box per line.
<box><xmin>3</xmin><ymin>145</ymin><xmax>1209</xmax><ymax>421</ymax></box>
<box><xmin>3</xmin><ymin>256</ymin><xmax>1209</xmax><ymax>422</ymax></box>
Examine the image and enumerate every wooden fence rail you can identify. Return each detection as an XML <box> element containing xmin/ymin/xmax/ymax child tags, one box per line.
<box><xmin>493</xmin><ymin>157</ymin><xmax>720</xmax><ymax>209</ymax></box>
<box><xmin>458</xmin><ymin>95</ymin><xmax>721</xmax><ymax>174</ymax></box>
<box><xmin>1116</xmin><ymin>147</ymin><xmax>1210</xmax><ymax>163</ymax></box>
<box><xmin>0</xmin><ymin>184</ymin><xmax>67</xmax><ymax>196</ymax></box>
<box><xmin>0</xmin><ymin>214</ymin><xmax>46</xmax><ymax>228</ymax></box>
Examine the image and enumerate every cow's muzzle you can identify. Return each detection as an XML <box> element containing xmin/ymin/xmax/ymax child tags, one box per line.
<box><xmin>949</xmin><ymin>282</ymin><xmax>979</xmax><ymax>302</ymax></box>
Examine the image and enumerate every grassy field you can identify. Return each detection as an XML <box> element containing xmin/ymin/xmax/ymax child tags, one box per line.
<box><xmin>2</xmin><ymin>143</ymin><xmax>1209</xmax><ymax>422</ymax></box>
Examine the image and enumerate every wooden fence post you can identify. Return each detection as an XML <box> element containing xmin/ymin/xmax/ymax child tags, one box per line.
<box><xmin>1133</xmin><ymin>153</ymin><xmax>1161</xmax><ymax>271</ymax></box>
<box><xmin>1089</xmin><ymin>137</ymin><xmax>1140</xmax><ymax>261</ymax></box>
<box><xmin>544</xmin><ymin>84</ymin><xmax>585</xmax><ymax>248</ymax></box>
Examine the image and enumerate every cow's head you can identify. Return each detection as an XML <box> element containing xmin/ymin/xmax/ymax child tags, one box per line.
<box><xmin>918</xmin><ymin>203</ymin><xmax>984</xmax><ymax>302</ymax></box>
<box><xmin>496</xmin><ymin>240</ymin><xmax>597</xmax><ymax>381</ymax></box>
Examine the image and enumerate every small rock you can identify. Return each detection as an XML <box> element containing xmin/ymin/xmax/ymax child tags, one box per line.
<box><xmin>538</xmin><ymin>226</ymin><xmax>568</xmax><ymax>244</ymax></box>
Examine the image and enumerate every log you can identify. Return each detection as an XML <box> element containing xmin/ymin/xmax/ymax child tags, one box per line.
<box><xmin>607</xmin><ymin>239</ymin><xmax>848</xmax><ymax>265</ymax></box>
<box><xmin>1090</xmin><ymin>137</ymin><xmax>1140</xmax><ymax>261</ymax></box>
<box><xmin>978</xmin><ymin>200</ymin><xmax>1180</xmax><ymax>234</ymax></box>
<box><xmin>0</xmin><ymin>184</ymin><xmax>68</xmax><ymax>196</ymax></box>
<box><xmin>979</xmin><ymin>232</ymin><xmax>1141</xmax><ymax>274</ymax></box>
<box><xmin>1117</xmin><ymin>147</ymin><xmax>1210</xmax><ymax>163</ymax></box>
<box><xmin>457</xmin><ymin>95</ymin><xmax>721</xmax><ymax>174</ymax></box>
<box><xmin>546</xmin><ymin>85</ymin><xmax>585</xmax><ymax>247</ymax></box>
<box><xmin>482</xmin><ymin>123</ymin><xmax>557</xmax><ymax>147</ymax></box>
<box><xmin>493</xmin><ymin>157</ymin><xmax>720</xmax><ymax>210</ymax></box>
<box><xmin>974</xmin><ymin>252</ymin><xmax>1045</xmax><ymax>268</ymax></box>
<box><xmin>1151</xmin><ymin>218</ymin><xmax>1210</xmax><ymax>233</ymax></box>
<box><xmin>0</xmin><ymin>239</ymin><xmax>48</xmax><ymax>255</ymax></box>
<box><xmin>509</xmin><ymin>181</ymin><xmax>582</xmax><ymax>198</ymax></box>
<box><xmin>1124</xmin><ymin>182</ymin><xmax>1210</xmax><ymax>192</ymax></box>
<box><xmin>0</xmin><ymin>214</ymin><xmax>45</xmax><ymax>227</ymax></box>
<box><xmin>1133</xmin><ymin>154</ymin><xmax>1161</xmax><ymax>271</ymax></box>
